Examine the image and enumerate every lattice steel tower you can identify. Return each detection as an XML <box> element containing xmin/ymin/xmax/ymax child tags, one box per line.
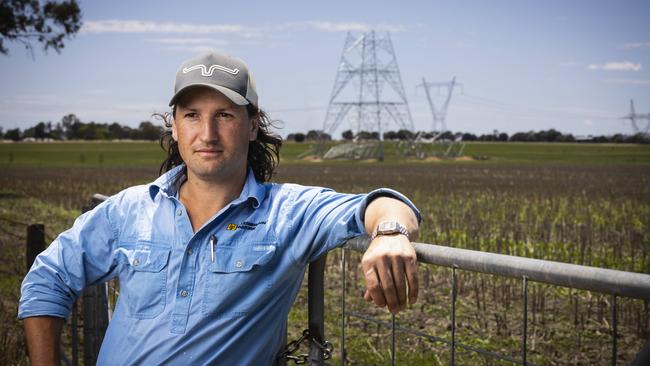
<box><xmin>417</xmin><ymin>77</ymin><xmax>462</xmax><ymax>138</ymax></box>
<box><xmin>622</xmin><ymin>99</ymin><xmax>650</xmax><ymax>135</ymax></box>
<box><xmin>321</xmin><ymin>31</ymin><xmax>415</xmax><ymax>159</ymax></box>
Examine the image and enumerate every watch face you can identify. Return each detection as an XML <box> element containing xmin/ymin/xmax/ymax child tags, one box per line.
<box><xmin>378</xmin><ymin>221</ymin><xmax>399</xmax><ymax>233</ymax></box>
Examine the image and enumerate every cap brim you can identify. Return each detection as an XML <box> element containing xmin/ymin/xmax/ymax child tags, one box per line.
<box><xmin>168</xmin><ymin>83</ymin><xmax>250</xmax><ymax>107</ymax></box>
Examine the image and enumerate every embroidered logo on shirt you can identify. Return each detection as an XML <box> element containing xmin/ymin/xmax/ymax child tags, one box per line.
<box><xmin>227</xmin><ymin>223</ymin><xmax>238</xmax><ymax>231</ymax></box>
<box><xmin>238</xmin><ymin>221</ymin><xmax>267</xmax><ymax>231</ymax></box>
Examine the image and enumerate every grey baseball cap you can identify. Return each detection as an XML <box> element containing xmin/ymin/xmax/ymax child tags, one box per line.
<box><xmin>169</xmin><ymin>51</ymin><xmax>258</xmax><ymax>108</ymax></box>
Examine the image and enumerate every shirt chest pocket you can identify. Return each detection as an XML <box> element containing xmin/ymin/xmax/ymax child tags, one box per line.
<box><xmin>202</xmin><ymin>242</ymin><xmax>276</xmax><ymax>318</ymax></box>
<box><xmin>122</xmin><ymin>243</ymin><xmax>171</xmax><ymax>319</ymax></box>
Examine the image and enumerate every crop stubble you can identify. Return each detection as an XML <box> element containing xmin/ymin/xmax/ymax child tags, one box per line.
<box><xmin>1</xmin><ymin>162</ymin><xmax>649</xmax><ymax>365</ymax></box>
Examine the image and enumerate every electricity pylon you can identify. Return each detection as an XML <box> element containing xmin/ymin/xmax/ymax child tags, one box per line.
<box><xmin>622</xmin><ymin>99</ymin><xmax>650</xmax><ymax>135</ymax></box>
<box><xmin>320</xmin><ymin>31</ymin><xmax>415</xmax><ymax>160</ymax></box>
<box><xmin>417</xmin><ymin>77</ymin><xmax>462</xmax><ymax>140</ymax></box>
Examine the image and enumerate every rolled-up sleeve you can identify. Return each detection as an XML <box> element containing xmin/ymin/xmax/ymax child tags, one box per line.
<box><xmin>18</xmin><ymin>199</ymin><xmax>119</xmax><ymax>319</ymax></box>
<box><xmin>354</xmin><ymin>188</ymin><xmax>422</xmax><ymax>231</ymax></box>
<box><xmin>289</xmin><ymin>187</ymin><xmax>421</xmax><ymax>266</ymax></box>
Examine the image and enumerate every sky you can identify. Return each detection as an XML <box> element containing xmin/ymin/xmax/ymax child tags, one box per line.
<box><xmin>1</xmin><ymin>0</ymin><xmax>649</xmax><ymax>138</ymax></box>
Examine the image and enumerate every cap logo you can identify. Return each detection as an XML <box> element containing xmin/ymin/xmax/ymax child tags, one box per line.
<box><xmin>182</xmin><ymin>64</ymin><xmax>240</xmax><ymax>77</ymax></box>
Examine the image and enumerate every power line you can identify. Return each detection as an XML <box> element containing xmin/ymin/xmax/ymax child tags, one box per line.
<box><xmin>267</xmin><ymin>106</ymin><xmax>327</xmax><ymax>113</ymax></box>
<box><xmin>268</xmin><ymin>89</ymin><xmax>631</xmax><ymax>131</ymax></box>
<box><xmin>457</xmin><ymin>94</ymin><xmax>620</xmax><ymax>121</ymax></box>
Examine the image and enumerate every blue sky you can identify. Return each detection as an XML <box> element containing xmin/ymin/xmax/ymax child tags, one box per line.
<box><xmin>1</xmin><ymin>0</ymin><xmax>649</xmax><ymax>137</ymax></box>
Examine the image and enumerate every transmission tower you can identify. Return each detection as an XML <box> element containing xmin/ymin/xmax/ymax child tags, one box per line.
<box><xmin>320</xmin><ymin>31</ymin><xmax>415</xmax><ymax>160</ymax></box>
<box><xmin>417</xmin><ymin>77</ymin><xmax>462</xmax><ymax>139</ymax></box>
<box><xmin>622</xmin><ymin>99</ymin><xmax>650</xmax><ymax>135</ymax></box>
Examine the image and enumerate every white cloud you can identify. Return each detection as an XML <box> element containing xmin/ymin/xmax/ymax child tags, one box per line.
<box><xmin>285</xmin><ymin>21</ymin><xmax>407</xmax><ymax>33</ymax></box>
<box><xmin>587</xmin><ymin>61</ymin><xmax>642</xmax><ymax>72</ymax></box>
<box><xmin>161</xmin><ymin>45</ymin><xmax>226</xmax><ymax>54</ymax></box>
<box><xmin>146</xmin><ymin>37</ymin><xmax>229</xmax><ymax>53</ymax></box>
<box><xmin>583</xmin><ymin>120</ymin><xmax>593</xmax><ymax>126</ymax></box>
<box><xmin>81</xmin><ymin>19</ymin><xmax>411</xmax><ymax>53</ymax></box>
<box><xmin>620</xmin><ymin>42</ymin><xmax>650</xmax><ymax>49</ymax></box>
<box><xmin>289</xmin><ymin>21</ymin><xmax>370</xmax><ymax>32</ymax></box>
<box><xmin>81</xmin><ymin>19</ymin><xmax>409</xmax><ymax>39</ymax></box>
<box><xmin>0</xmin><ymin>94</ymin><xmax>163</xmax><ymax>119</ymax></box>
<box><xmin>81</xmin><ymin>20</ymin><xmax>257</xmax><ymax>38</ymax></box>
<box><xmin>148</xmin><ymin>38</ymin><xmax>229</xmax><ymax>46</ymax></box>
<box><xmin>605</xmin><ymin>78</ymin><xmax>650</xmax><ymax>85</ymax></box>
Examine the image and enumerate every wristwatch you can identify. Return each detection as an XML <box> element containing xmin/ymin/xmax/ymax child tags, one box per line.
<box><xmin>370</xmin><ymin>221</ymin><xmax>410</xmax><ymax>241</ymax></box>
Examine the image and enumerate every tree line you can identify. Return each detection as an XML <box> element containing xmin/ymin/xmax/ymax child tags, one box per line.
<box><xmin>287</xmin><ymin>129</ymin><xmax>650</xmax><ymax>144</ymax></box>
<box><xmin>1</xmin><ymin>114</ymin><xmax>163</xmax><ymax>141</ymax></box>
<box><xmin>3</xmin><ymin>118</ymin><xmax>648</xmax><ymax>144</ymax></box>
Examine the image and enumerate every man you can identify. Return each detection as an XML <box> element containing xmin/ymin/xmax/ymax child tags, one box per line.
<box><xmin>20</xmin><ymin>51</ymin><xmax>421</xmax><ymax>365</ymax></box>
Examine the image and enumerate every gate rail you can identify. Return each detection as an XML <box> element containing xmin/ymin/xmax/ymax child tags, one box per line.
<box><xmin>326</xmin><ymin>237</ymin><xmax>650</xmax><ymax>366</ymax></box>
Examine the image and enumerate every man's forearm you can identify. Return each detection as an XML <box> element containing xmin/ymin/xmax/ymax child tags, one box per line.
<box><xmin>364</xmin><ymin>196</ymin><xmax>420</xmax><ymax>239</ymax></box>
<box><xmin>24</xmin><ymin>316</ymin><xmax>64</xmax><ymax>366</ymax></box>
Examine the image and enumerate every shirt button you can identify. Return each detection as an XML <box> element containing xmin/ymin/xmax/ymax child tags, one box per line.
<box><xmin>235</xmin><ymin>260</ymin><xmax>243</xmax><ymax>268</ymax></box>
<box><xmin>176</xmin><ymin>209</ymin><xmax>183</xmax><ymax>216</ymax></box>
<box><xmin>187</xmin><ymin>248</ymin><xmax>193</xmax><ymax>255</ymax></box>
<box><xmin>180</xmin><ymin>290</ymin><xmax>189</xmax><ymax>297</ymax></box>
<box><xmin>132</xmin><ymin>259</ymin><xmax>140</xmax><ymax>266</ymax></box>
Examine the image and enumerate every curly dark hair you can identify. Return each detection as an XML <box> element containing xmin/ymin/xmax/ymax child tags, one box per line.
<box><xmin>157</xmin><ymin>104</ymin><xmax>282</xmax><ymax>182</ymax></box>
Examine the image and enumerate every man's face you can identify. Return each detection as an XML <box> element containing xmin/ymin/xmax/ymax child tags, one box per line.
<box><xmin>172</xmin><ymin>87</ymin><xmax>258</xmax><ymax>182</ymax></box>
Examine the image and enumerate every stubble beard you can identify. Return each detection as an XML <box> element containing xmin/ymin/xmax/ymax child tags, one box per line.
<box><xmin>187</xmin><ymin>151</ymin><xmax>248</xmax><ymax>184</ymax></box>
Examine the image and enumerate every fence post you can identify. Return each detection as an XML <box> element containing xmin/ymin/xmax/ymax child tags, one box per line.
<box><xmin>26</xmin><ymin>224</ymin><xmax>45</xmax><ymax>271</ymax></box>
<box><xmin>82</xmin><ymin>285</ymin><xmax>109</xmax><ymax>365</ymax></box>
<box><xmin>308</xmin><ymin>254</ymin><xmax>328</xmax><ymax>365</ymax></box>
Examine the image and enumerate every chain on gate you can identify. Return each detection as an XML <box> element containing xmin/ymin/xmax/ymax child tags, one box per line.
<box><xmin>277</xmin><ymin>329</ymin><xmax>333</xmax><ymax>364</ymax></box>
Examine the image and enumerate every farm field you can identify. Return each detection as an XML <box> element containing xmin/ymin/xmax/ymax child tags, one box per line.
<box><xmin>1</xmin><ymin>141</ymin><xmax>649</xmax><ymax>365</ymax></box>
<box><xmin>1</xmin><ymin>140</ymin><xmax>650</xmax><ymax>166</ymax></box>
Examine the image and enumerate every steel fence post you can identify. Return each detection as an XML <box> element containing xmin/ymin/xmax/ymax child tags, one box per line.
<box><xmin>308</xmin><ymin>254</ymin><xmax>327</xmax><ymax>365</ymax></box>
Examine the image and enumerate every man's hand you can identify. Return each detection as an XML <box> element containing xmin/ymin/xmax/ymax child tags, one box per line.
<box><xmin>361</xmin><ymin>233</ymin><xmax>418</xmax><ymax>314</ymax></box>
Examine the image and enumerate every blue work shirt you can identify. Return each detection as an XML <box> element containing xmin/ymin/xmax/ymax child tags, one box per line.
<box><xmin>19</xmin><ymin>165</ymin><xmax>420</xmax><ymax>365</ymax></box>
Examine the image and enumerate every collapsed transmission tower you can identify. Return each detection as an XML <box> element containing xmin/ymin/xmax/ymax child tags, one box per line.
<box><xmin>320</xmin><ymin>31</ymin><xmax>415</xmax><ymax>160</ymax></box>
<box><xmin>416</xmin><ymin>77</ymin><xmax>462</xmax><ymax>139</ymax></box>
<box><xmin>622</xmin><ymin>99</ymin><xmax>650</xmax><ymax>135</ymax></box>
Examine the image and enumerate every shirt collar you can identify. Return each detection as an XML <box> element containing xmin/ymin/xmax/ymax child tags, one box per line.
<box><xmin>148</xmin><ymin>165</ymin><xmax>265</xmax><ymax>209</ymax></box>
<box><xmin>240</xmin><ymin>167</ymin><xmax>265</xmax><ymax>208</ymax></box>
<box><xmin>149</xmin><ymin>165</ymin><xmax>185</xmax><ymax>200</ymax></box>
